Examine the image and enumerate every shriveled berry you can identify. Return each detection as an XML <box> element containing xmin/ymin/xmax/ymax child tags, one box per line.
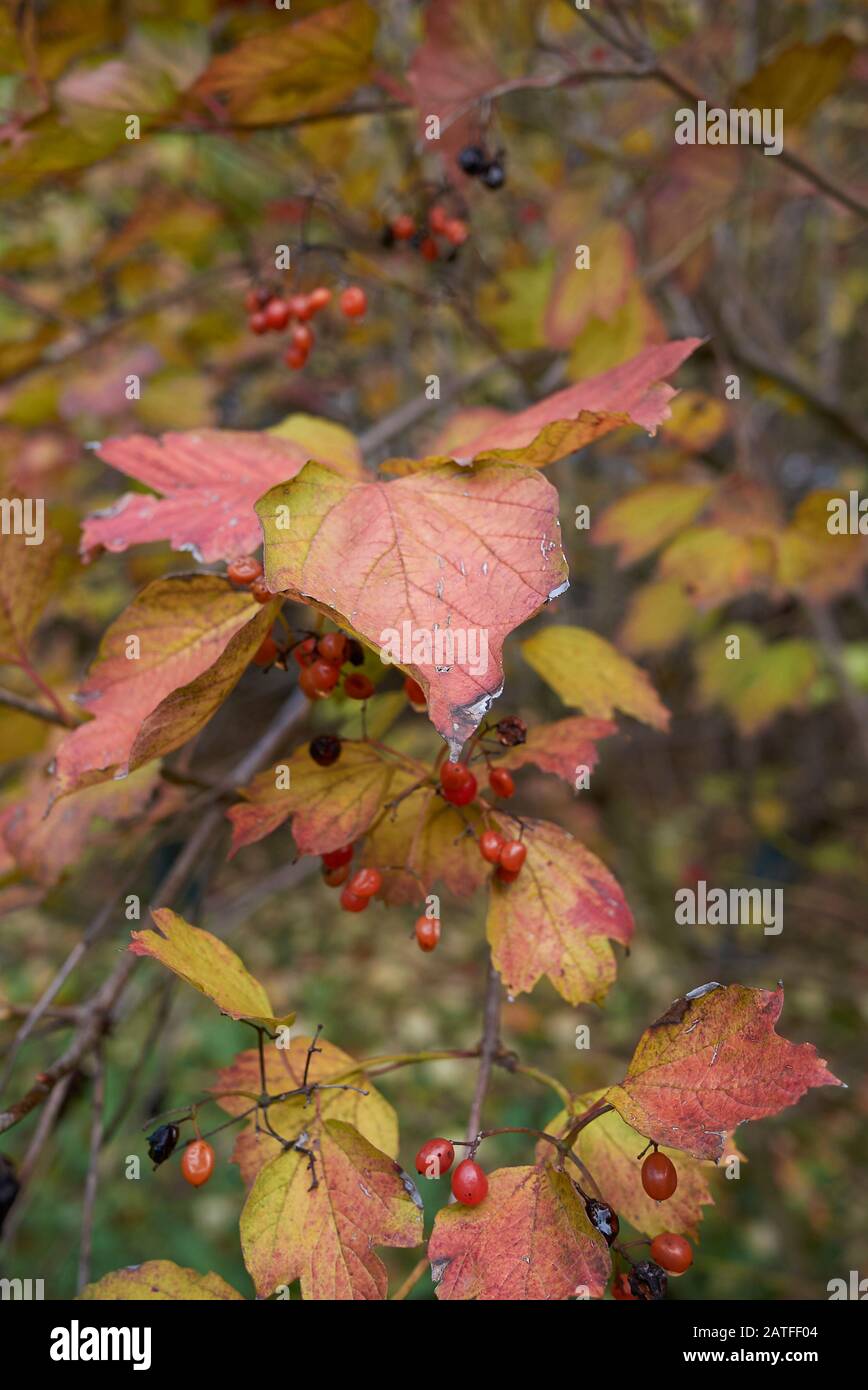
<box><xmin>227</xmin><ymin>556</ymin><xmax>263</xmax><ymax>586</ymax></box>
<box><xmin>496</xmin><ymin>716</ymin><xmax>526</xmax><ymax>746</ymax></box>
<box><xmin>344</xmin><ymin>673</ymin><xmax>374</xmax><ymax>700</ymax></box>
<box><xmin>641</xmin><ymin>1150</ymin><xmax>678</xmax><ymax>1202</ymax></box>
<box><xmin>181</xmin><ymin>1139</ymin><xmax>215</xmax><ymax>1188</ymax></box>
<box><xmin>340</xmin><ymin>887</ymin><xmax>369</xmax><ymax>913</ymax></box>
<box><xmin>415</xmin><ymin>915</ymin><xmax>440</xmax><ymax>952</ymax></box>
<box><xmin>479</xmin><ymin>830</ymin><xmax>505</xmax><ymax>864</ymax></box>
<box><xmin>322</xmin><ymin>845</ymin><xmax>353</xmax><ymax>869</ymax></box>
<box><xmin>649</xmin><ymin>1233</ymin><xmax>693</xmax><ymax>1274</ymax></box>
<box><xmin>629</xmin><ymin>1260</ymin><xmax>668</xmax><ymax>1301</ymax></box>
<box><xmin>146</xmin><ymin>1123</ymin><xmax>179</xmax><ymax>1167</ymax></box>
<box><xmin>488</xmin><ymin>767</ymin><xmax>515</xmax><ymax>798</ymax></box>
<box><xmin>309</xmin><ymin>733</ymin><xmax>342</xmax><ymax>767</ymax></box>
<box><xmin>451</xmin><ymin>1158</ymin><xmax>488</xmax><ymax>1206</ymax></box>
<box><xmin>347</xmin><ymin>866</ymin><xmax>382</xmax><ymax>898</ymax></box>
<box><xmin>415</xmin><ymin>1137</ymin><xmax>454</xmax><ymax>1178</ymax></box>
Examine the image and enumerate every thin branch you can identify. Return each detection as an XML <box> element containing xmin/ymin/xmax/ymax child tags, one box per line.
<box><xmin>76</xmin><ymin>1048</ymin><xmax>105</xmax><ymax>1293</ymax></box>
<box><xmin>0</xmin><ymin>686</ymin><xmax>71</xmax><ymax>726</ymax></box>
<box><xmin>466</xmin><ymin>958</ymin><xmax>503</xmax><ymax>1144</ymax></box>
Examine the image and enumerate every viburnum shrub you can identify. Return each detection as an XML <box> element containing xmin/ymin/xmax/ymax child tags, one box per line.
<box><xmin>0</xmin><ymin>0</ymin><xmax>857</xmax><ymax>1312</ymax></box>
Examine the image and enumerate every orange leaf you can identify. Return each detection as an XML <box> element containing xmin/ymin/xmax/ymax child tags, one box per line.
<box><xmin>497</xmin><ymin>716</ymin><xmax>616</xmax><ymax>785</ymax></box>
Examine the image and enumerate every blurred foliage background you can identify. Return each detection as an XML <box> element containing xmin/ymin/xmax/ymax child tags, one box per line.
<box><xmin>0</xmin><ymin>0</ymin><xmax>866</xmax><ymax>1300</ymax></box>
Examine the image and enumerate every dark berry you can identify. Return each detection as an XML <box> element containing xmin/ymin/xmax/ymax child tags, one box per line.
<box><xmin>458</xmin><ymin>144</ymin><xmax>487</xmax><ymax>176</ymax></box>
<box><xmin>629</xmin><ymin>1260</ymin><xmax>668</xmax><ymax>1301</ymax></box>
<box><xmin>147</xmin><ymin>1123</ymin><xmax>180</xmax><ymax>1168</ymax></box>
<box><xmin>496</xmin><ymin>716</ymin><xmax>527</xmax><ymax>747</ymax></box>
<box><xmin>585</xmin><ymin>1197</ymin><xmax>619</xmax><ymax>1246</ymax></box>
<box><xmin>483</xmin><ymin>161</ymin><xmax>505</xmax><ymax>189</ymax></box>
<box><xmin>309</xmin><ymin>734</ymin><xmax>342</xmax><ymax>768</ymax></box>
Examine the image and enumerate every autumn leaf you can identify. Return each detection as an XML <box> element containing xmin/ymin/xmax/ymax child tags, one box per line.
<box><xmin>193</xmin><ymin>0</ymin><xmax>378</xmax><ymax>126</ymax></box>
<box><xmin>78</xmin><ymin>1260</ymin><xmax>243</xmax><ymax>1301</ymax></box>
<box><xmin>129</xmin><ymin>908</ymin><xmax>294</xmax><ymax>1031</ymax></box>
<box><xmin>428</xmin><ymin>1164</ymin><xmax>610</xmax><ymax>1301</ymax></box>
<box><xmin>659</xmin><ymin>526</ymin><xmax>775</xmax><ymax>607</ymax></box>
<box><xmin>496</xmin><ymin>716</ymin><xmax>616</xmax><ymax>786</ymax></box>
<box><xmin>486</xmin><ymin>817</ymin><xmax>633</xmax><ymax>1005</ymax></box>
<box><xmin>228</xmin><ymin>741</ymin><xmax>425</xmax><ymax>858</ymax></box>
<box><xmin>605</xmin><ymin>983</ymin><xmax>842</xmax><ymax>1161</ymax></box>
<box><xmin>52</xmin><ymin>575</ymin><xmax>277</xmax><ymax>798</ymax></box>
<box><xmin>81</xmin><ymin>424</ymin><xmax>362</xmax><ymax>563</ymax></box>
<box><xmin>594</xmin><ymin>481</ymin><xmax>714</xmax><ymax>566</ymax></box>
<box><xmin>361</xmin><ymin>782</ymin><xmax>488</xmax><ymax>905</ymax></box>
<box><xmin>257</xmin><ymin>460</ymin><xmax>568</xmax><ymax>752</ymax></box>
<box><xmin>240</xmin><ymin>1119</ymin><xmax>422</xmax><ymax>1299</ymax></box>
<box><xmin>215</xmin><ymin>1036</ymin><xmax>397</xmax><ymax>1186</ymax></box>
<box><xmin>694</xmin><ymin>624</ymin><xmax>818</xmax><ymax>734</ymax></box>
<box><xmin>619</xmin><ymin>579</ymin><xmax>699</xmax><ymax>656</ymax></box>
<box><xmin>774</xmin><ymin>490</ymin><xmax>868</xmax><ymax>601</ymax></box>
<box><xmin>521</xmin><ymin>625</ymin><xmax>669</xmax><ymax>730</ymax></box>
<box><xmin>406</xmin><ymin>0</ymin><xmax>504</xmax><ymax>177</ymax></box>
<box><xmin>735</xmin><ymin>35</ymin><xmax>856</xmax><ymax>127</ymax></box>
<box><xmin>542</xmin><ymin>1093</ymin><xmax>718</xmax><ymax>1240</ymax></box>
<box><xmin>382</xmin><ymin>339</ymin><xmax>702</xmax><ymax>473</ymax></box>
<box><xmin>544</xmin><ymin>222</ymin><xmax>635</xmax><ymax>349</ymax></box>
<box><xmin>0</xmin><ymin>524</ymin><xmax>61</xmax><ymax>665</ymax></box>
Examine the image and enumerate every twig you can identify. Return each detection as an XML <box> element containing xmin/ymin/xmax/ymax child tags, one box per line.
<box><xmin>466</xmin><ymin>958</ymin><xmax>503</xmax><ymax>1144</ymax></box>
<box><xmin>0</xmin><ymin>686</ymin><xmax>71</xmax><ymax>727</ymax></box>
<box><xmin>392</xmin><ymin>1254</ymin><xmax>430</xmax><ymax>1301</ymax></box>
<box><xmin>77</xmin><ymin>1048</ymin><xmax>105</xmax><ymax>1293</ymax></box>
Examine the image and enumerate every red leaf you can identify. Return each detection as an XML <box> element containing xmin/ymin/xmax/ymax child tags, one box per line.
<box><xmin>605</xmin><ymin>983</ymin><xmax>842</xmax><ymax>1160</ymax></box>
<box><xmin>497</xmin><ymin>716</ymin><xmax>616</xmax><ymax>784</ymax></box>
<box><xmin>81</xmin><ymin>425</ymin><xmax>362</xmax><ymax>563</ymax></box>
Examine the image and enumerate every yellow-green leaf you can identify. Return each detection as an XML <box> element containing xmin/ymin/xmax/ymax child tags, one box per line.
<box><xmin>521</xmin><ymin>625</ymin><xmax>669</xmax><ymax>730</ymax></box>
<box><xmin>78</xmin><ymin>1260</ymin><xmax>243</xmax><ymax>1301</ymax></box>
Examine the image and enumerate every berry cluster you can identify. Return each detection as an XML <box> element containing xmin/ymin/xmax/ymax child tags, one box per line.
<box><xmin>293</xmin><ymin>630</ymin><xmax>372</xmax><ymax>701</ymax></box>
<box><xmin>478</xmin><ymin>829</ymin><xmax>526</xmax><ymax>882</ymax></box>
<box><xmin>414</xmin><ymin>1137</ymin><xmax>488</xmax><ymax>1206</ymax></box>
<box><xmin>457</xmin><ymin>144</ymin><xmax>506</xmax><ymax>189</ymax></box>
<box><xmin>245</xmin><ymin>283</ymin><xmax>367</xmax><ymax>369</ymax></box>
<box><xmin>608</xmin><ymin>1148</ymin><xmax>694</xmax><ymax>1298</ymax></box>
<box><xmin>382</xmin><ymin>203</ymin><xmax>470</xmax><ymax>261</ymax></box>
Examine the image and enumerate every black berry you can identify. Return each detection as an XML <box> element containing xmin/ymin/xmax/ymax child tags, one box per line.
<box><xmin>496</xmin><ymin>716</ymin><xmax>527</xmax><ymax>746</ymax></box>
<box><xmin>458</xmin><ymin>145</ymin><xmax>488</xmax><ymax>176</ymax></box>
<box><xmin>146</xmin><ymin>1123</ymin><xmax>180</xmax><ymax>1168</ymax></box>
<box><xmin>585</xmin><ymin>1197</ymin><xmax>620</xmax><ymax>1246</ymax></box>
<box><xmin>309</xmin><ymin>734</ymin><xmax>342</xmax><ymax>768</ymax></box>
<box><xmin>483</xmin><ymin>161</ymin><xmax>505</xmax><ymax>189</ymax></box>
<box><xmin>629</xmin><ymin>1260</ymin><xmax>668</xmax><ymax>1301</ymax></box>
<box><xmin>346</xmin><ymin>638</ymin><xmax>365</xmax><ymax>666</ymax></box>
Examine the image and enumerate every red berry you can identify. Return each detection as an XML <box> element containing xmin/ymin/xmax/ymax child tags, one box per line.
<box><xmin>322</xmin><ymin>845</ymin><xmax>353</xmax><ymax>869</ymax></box>
<box><xmin>496</xmin><ymin>866</ymin><xmax>520</xmax><ymax>884</ymax></box>
<box><xmin>292</xmin><ymin>636</ymin><xmax>317</xmax><ymax>667</ymax></box>
<box><xmin>340</xmin><ymin>887</ymin><xmax>369</xmax><ymax>913</ymax></box>
<box><xmin>299</xmin><ymin>665</ymin><xmax>328</xmax><ymax>699</ymax></box>
<box><xmin>451</xmin><ymin>1158</ymin><xmax>488</xmax><ymax>1206</ymax></box>
<box><xmin>649</xmin><ymin>1232</ymin><xmax>693</xmax><ymax>1274</ymax></box>
<box><xmin>244</xmin><ymin>288</ymin><xmax>267</xmax><ymax>313</ymax></box>
<box><xmin>415</xmin><ymin>1137</ymin><xmax>454</xmax><ymax>1178</ymax></box>
<box><xmin>641</xmin><ymin>1151</ymin><xmax>678</xmax><ymax>1202</ymax></box>
<box><xmin>291</xmin><ymin>322</ymin><xmax>314</xmax><ymax>353</ymax></box>
<box><xmin>428</xmin><ymin>204</ymin><xmax>449</xmax><ymax>233</ymax></box>
<box><xmin>403</xmin><ymin>675</ymin><xmax>426</xmax><ymax>708</ymax></box>
<box><xmin>309</xmin><ymin>658</ymin><xmax>340</xmax><ymax>694</ymax></box>
<box><xmin>498</xmin><ymin>840</ymin><xmax>526</xmax><ymax>872</ymax></box>
<box><xmin>344</xmin><ymin>673</ymin><xmax>374</xmax><ymax>700</ymax></box>
<box><xmin>488</xmin><ymin>767</ymin><xmax>515</xmax><ymax>798</ymax></box>
<box><xmin>443</xmin><ymin>217</ymin><xmax>469</xmax><ymax>246</ymax></box>
<box><xmin>442</xmin><ymin>772</ymin><xmax>477</xmax><ymax>806</ymax></box>
<box><xmin>284</xmin><ymin>345</ymin><xmax>308</xmax><ymax>370</ymax></box>
<box><xmin>479</xmin><ymin>830</ymin><xmax>505</xmax><ymax>864</ymax></box>
<box><xmin>339</xmin><ymin>285</ymin><xmax>367</xmax><ymax>318</ymax></box>
<box><xmin>307</xmin><ymin>286</ymin><xmax>332</xmax><ymax>313</ymax></box>
<box><xmin>288</xmin><ymin>293</ymin><xmax>313</xmax><ymax>320</ymax></box>
<box><xmin>317</xmin><ymin>631</ymin><xmax>347</xmax><ymax>664</ymax></box>
<box><xmin>419</xmin><ymin>236</ymin><xmax>438</xmax><ymax>261</ymax></box>
<box><xmin>264</xmin><ymin>297</ymin><xmax>290</xmax><ymax>330</ymax></box>
<box><xmin>440</xmin><ymin>761</ymin><xmax>470</xmax><ymax>791</ymax></box>
<box><xmin>611</xmin><ymin>1272</ymin><xmax>637</xmax><ymax>1301</ymax></box>
<box><xmin>181</xmin><ymin>1139</ymin><xmax>215</xmax><ymax>1188</ymax></box>
<box><xmin>249</xmin><ymin>311</ymin><xmax>268</xmax><ymax>335</ymax></box>
<box><xmin>323</xmin><ymin>864</ymin><xmax>350</xmax><ymax>887</ymax></box>
<box><xmin>252</xmin><ymin>635</ymin><xmax>278</xmax><ymax>668</ymax></box>
<box><xmin>391</xmin><ymin>213</ymin><xmax>416</xmax><ymax>240</ymax></box>
<box><xmin>347</xmin><ymin>866</ymin><xmax>382</xmax><ymax>898</ymax></box>
<box><xmin>249</xmin><ymin>577</ymin><xmax>273</xmax><ymax>604</ymax></box>
<box><xmin>415</xmin><ymin>915</ymin><xmax>440</xmax><ymax>952</ymax></box>
<box><xmin>227</xmin><ymin>556</ymin><xmax>263</xmax><ymax>586</ymax></box>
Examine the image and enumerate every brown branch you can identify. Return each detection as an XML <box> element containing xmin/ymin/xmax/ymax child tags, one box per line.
<box><xmin>0</xmin><ymin>686</ymin><xmax>72</xmax><ymax>726</ymax></box>
<box><xmin>76</xmin><ymin>1047</ymin><xmax>105</xmax><ymax>1293</ymax></box>
<box><xmin>465</xmin><ymin>957</ymin><xmax>503</xmax><ymax>1143</ymax></box>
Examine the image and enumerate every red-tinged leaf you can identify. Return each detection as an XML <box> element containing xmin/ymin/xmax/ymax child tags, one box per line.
<box><xmin>257</xmin><ymin>461</ymin><xmax>567</xmax><ymax>753</ymax></box>
<box><xmin>361</xmin><ymin>783</ymin><xmax>488</xmax><ymax>905</ymax></box>
<box><xmin>52</xmin><ymin>575</ymin><xmax>275</xmax><ymax>799</ymax></box>
<box><xmin>521</xmin><ymin>625</ymin><xmax>669</xmax><ymax>730</ymax></box>
<box><xmin>227</xmin><ymin>741</ymin><xmax>425</xmax><ymax>858</ymax></box>
<box><xmin>497</xmin><ymin>716</ymin><xmax>616</xmax><ymax>785</ymax></box>
<box><xmin>130</xmin><ymin>908</ymin><xmax>294</xmax><ymax>1031</ymax></box>
<box><xmin>193</xmin><ymin>0</ymin><xmax>378</xmax><ymax>126</ymax></box>
<box><xmin>240</xmin><ymin>1119</ymin><xmax>423</xmax><ymax>1300</ymax></box>
<box><xmin>593</xmin><ymin>481</ymin><xmax>715</xmax><ymax>566</ymax></box>
<box><xmin>605</xmin><ymin>983</ymin><xmax>842</xmax><ymax>1161</ymax></box>
<box><xmin>486</xmin><ymin>817</ymin><xmax>633</xmax><ymax>1005</ymax></box>
<box><xmin>81</xmin><ymin>425</ymin><xmax>363</xmax><ymax>563</ymax></box>
<box><xmin>407</xmin><ymin>0</ymin><xmax>502</xmax><ymax>176</ymax></box>
<box><xmin>428</xmin><ymin>1164</ymin><xmax>610</xmax><ymax>1301</ymax></box>
<box><xmin>541</xmin><ymin>1093</ymin><xmax>717</xmax><ymax>1240</ymax></box>
<box><xmin>78</xmin><ymin>1261</ymin><xmax>243</xmax><ymax>1301</ymax></box>
<box><xmin>0</xmin><ymin>523</ymin><xmax>62</xmax><ymax>664</ymax></box>
<box><xmin>382</xmin><ymin>339</ymin><xmax>702</xmax><ymax>474</ymax></box>
<box><xmin>215</xmin><ymin>1037</ymin><xmax>397</xmax><ymax>1187</ymax></box>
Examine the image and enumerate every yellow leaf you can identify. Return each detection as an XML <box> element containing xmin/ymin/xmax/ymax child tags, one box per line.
<box><xmin>594</xmin><ymin>482</ymin><xmax>714</xmax><ymax>565</ymax></box>
<box><xmin>521</xmin><ymin>625</ymin><xmax>669</xmax><ymax>729</ymax></box>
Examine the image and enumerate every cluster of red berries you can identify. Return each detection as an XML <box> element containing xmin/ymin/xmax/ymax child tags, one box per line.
<box><xmin>457</xmin><ymin>144</ymin><xmax>506</xmax><ymax>188</ymax></box>
<box><xmin>478</xmin><ymin>829</ymin><xmax>526</xmax><ymax>882</ymax></box>
<box><xmin>382</xmin><ymin>204</ymin><xmax>469</xmax><ymax>261</ymax></box>
<box><xmin>414</xmin><ymin>1137</ymin><xmax>488</xmax><ymax>1206</ymax></box>
<box><xmin>147</xmin><ymin>1125</ymin><xmax>215</xmax><ymax>1188</ymax></box>
<box><xmin>293</xmin><ymin>630</ymin><xmax>373</xmax><ymax>702</ymax></box>
<box><xmin>317</xmin><ymin>844</ymin><xmax>382</xmax><ymax>912</ymax></box>
<box><xmin>439</xmin><ymin>760</ymin><xmax>515</xmax><ymax>806</ymax></box>
<box><xmin>244</xmin><ymin>283</ymin><xmax>367</xmax><ymax>369</ymax></box>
